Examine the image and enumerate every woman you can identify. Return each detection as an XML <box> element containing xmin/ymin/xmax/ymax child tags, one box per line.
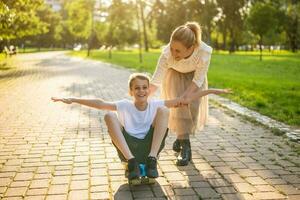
<box><xmin>150</xmin><ymin>21</ymin><xmax>213</xmax><ymax>166</ymax></box>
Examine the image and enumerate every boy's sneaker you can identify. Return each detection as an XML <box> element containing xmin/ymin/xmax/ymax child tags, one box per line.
<box><xmin>146</xmin><ymin>156</ymin><xmax>158</xmax><ymax>178</ymax></box>
<box><xmin>127</xmin><ymin>158</ymin><xmax>140</xmax><ymax>180</ymax></box>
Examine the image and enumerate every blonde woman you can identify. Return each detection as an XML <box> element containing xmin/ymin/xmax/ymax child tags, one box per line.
<box><xmin>150</xmin><ymin>22</ymin><xmax>213</xmax><ymax>166</ymax></box>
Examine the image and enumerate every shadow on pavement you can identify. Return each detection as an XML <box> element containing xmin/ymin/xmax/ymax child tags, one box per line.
<box><xmin>114</xmin><ymin>180</ymin><xmax>167</xmax><ymax>200</ymax></box>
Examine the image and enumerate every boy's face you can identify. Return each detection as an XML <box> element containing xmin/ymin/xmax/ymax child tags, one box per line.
<box><xmin>130</xmin><ymin>78</ymin><xmax>149</xmax><ymax>103</ymax></box>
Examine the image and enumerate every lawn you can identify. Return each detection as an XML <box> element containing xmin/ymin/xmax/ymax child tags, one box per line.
<box><xmin>70</xmin><ymin>49</ymin><xmax>300</xmax><ymax>127</ymax></box>
<box><xmin>0</xmin><ymin>53</ymin><xmax>15</xmax><ymax>70</ymax></box>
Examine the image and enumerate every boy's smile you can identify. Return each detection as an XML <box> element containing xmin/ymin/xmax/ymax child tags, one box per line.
<box><xmin>130</xmin><ymin>79</ymin><xmax>150</xmax><ymax>110</ymax></box>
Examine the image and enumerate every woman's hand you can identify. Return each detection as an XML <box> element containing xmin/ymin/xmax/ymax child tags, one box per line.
<box><xmin>51</xmin><ymin>97</ymin><xmax>73</xmax><ymax>104</ymax></box>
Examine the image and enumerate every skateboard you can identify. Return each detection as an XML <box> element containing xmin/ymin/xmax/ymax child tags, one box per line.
<box><xmin>124</xmin><ymin>163</ymin><xmax>156</xmax><ymax>185</ymax></box>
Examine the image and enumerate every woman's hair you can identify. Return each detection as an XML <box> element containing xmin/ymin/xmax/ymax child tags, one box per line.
<box><xmin>128</xmin><ymin>73</ymin><xmax>150</xmax><ymax>89</ymax></box>
<box><xmin>170</xmin><ymin>21</ymin><xmax>202</xmax><ymax>48</ymax></box>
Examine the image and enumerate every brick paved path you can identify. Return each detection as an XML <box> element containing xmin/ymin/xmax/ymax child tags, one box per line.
<box><xmin>0</xmin><ymin>52</ymin><xmax>299</xmax><ymax>200</ymax></box>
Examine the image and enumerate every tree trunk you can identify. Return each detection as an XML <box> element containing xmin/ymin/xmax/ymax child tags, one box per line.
<box><xmin>135</xmin><ymin>0</ymin><xmax>143</xmax><ymax>65</ymax></box>
<box><xmin>207</xmin><ymin>25</ymin><xmax>211</xmax><ymax>45</ymax></box>
<box><xmin>215</xmin><ymin>31</ymin><xmax>219</xmax><ymax>50</ymax></box>
<box><xmin>222</xmin><ymin>29</ymin><xmax>227</xmax><ymax>50</ymax></box>
<box><xmin>290</xmin><ymin>16</ymin><xmax>298</xmax><ymax>52</ymax></box>
<box><xmin>229</xmin><ymin>29</ymin><xmax>235</xmax><ymax>53</ymax></box>
<box><xmin>108</xmin><ymin>46</ymin><xmax>112</xmax><ymax>59</ymax></box>
<box><xmin>139</xmin><ymin>0</ymin><xmax>149</xmax><ymax>52</ymax></box>
<box><xmin>259</xmin><ymin>35</ymin><xmax>263</xmax><ymax>61</ymax></box>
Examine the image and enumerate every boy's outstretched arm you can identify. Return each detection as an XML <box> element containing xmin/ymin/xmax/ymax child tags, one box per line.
<box><xmin>51</xmin><ymin>97</ymin><xmax>117</xmax><ymax>111</ymax></box>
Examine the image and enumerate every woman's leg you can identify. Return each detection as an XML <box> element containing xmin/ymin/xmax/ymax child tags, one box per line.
<box><xmin>104</xmin><ymin>112</ymin><xmax>134</xmax><ymax>160</ymax></box>
<box><xmin>175</xmin><ymin>132</ymin><xmax>191</xmax><ymax>166</ymax></box>
<box><xmin>176</xmin><ymin>133</ymin><xmax>190</xmax><ymax>139</ymax></box>
<box><xmin>148</xmin><ymin>107</ymin><xmax>169</xmax><ymax>158</ymax></box>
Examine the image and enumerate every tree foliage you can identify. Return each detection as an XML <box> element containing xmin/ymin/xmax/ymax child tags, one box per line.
<box><xmin>0</xmin><ymin>0</ymin><xmax>298</xmax><ymax>52</ymax></box>
<box><xmin>0</xmin><ymin>0</ymin><xmax>47</xmax><ymax>41</ymax></box>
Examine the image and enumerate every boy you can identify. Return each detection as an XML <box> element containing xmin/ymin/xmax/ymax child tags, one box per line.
<box><xmin>52</xmin><ymin>73</ymin><xmax>230</xmax><ymax>182</ymax></box>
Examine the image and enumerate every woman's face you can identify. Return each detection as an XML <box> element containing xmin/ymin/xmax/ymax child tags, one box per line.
<box><xmin>170</xmin><ymin>40</ymin><xmax>194</xmax><ymax>61</ymax></box>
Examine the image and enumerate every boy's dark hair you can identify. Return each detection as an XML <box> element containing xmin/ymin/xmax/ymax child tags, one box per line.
<box><xmin>128</xmin><ymin>73</ymin><xmax>150</xmax><ymax>89</ymax></box>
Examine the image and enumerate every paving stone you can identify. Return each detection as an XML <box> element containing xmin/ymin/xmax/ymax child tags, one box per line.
<box><xmin>174</xmin><ymin>188</ymin><xmax>196</xmax><ymax>196</ymax></box>
<box><xmin>4</xmin><ymin>187</ymin><xmax>27</xmax><ymax>197</ymax></box>
<box><xmin>208</xmin><ymin>178</ymin><xmax>231</xmax><ymax>187</ymax></box>
<box><xmin>51</xmin><ymin>176</ymin><xmax>70</xmax><ymax>184</ymax></box>
<box><xmin>24</xmin><ymin>196</ymin><xmax>45</xmax><ymax>200</ymax></box>
<box><xmin>90</xmin><ymin>192</ymin><xmax>110</xmax><ymax>200</ymax></box>
<box><xmin>113</xmin><ymin>190</ymin><xmax>133</xmax><ymax>200</ymax></box>
<box><xmin>222</xmin><ymin>193</ymin><xmax>255</xmax><ymax>200</ymax></box>
<box><xmin>47</xmin><ymin>184</ymin><xmax>68</xmax><ymax>195</ymax></box>
<box><xmin>252</xmin><ymin>192</ymin><xmax>286</xmax><ymax>199</ymax></box>
<box><xmin>224</xmin><ymin>174</ymin><xmax>245</xmax><ymax>183</ymax></box>
<box><xmin>29</xmin><ymin>179</ymin><xmax>50</xmax><ymax>188</ymax></box>
<box><xmin>274</xmin><ymin>184</ymin><xmax>300</xmax><ymax>195</ymax></box>
<box><xmin>233</xmin><ymin>182</ymin><xmax>257</xmax><ymax>193</ymax></box>
<box><xmin>254</xmin><ymin>170</ymin><xmax>279</xmax><ymax>179</ymax></box>
<box><xmin>132</xmin><ymin>190</ymin><xmax>155</xmax><ymax>198</ymax></box>
<box><xmin>245</xmin><ymin>176</ymin><xmax>269</xmax><ymax>185</ymax></box>
<box><xmin>215</xmin><ymin>186</ymin><xmax>237</xmax><ymax>194</ymax></box>
<box><xmin>288</xmin><ymin>195</ymin><xmax>300</xmax><ymax>200</ymax></box>
<box><xmin>235</xmin><ymin>169</ymin><xmax>257</xmax><ymax>177</ymax></box>
<box><xmin>68</xmin><ymin>190</ymin><xmax>89</xmax><ymax>200</ymax></box>
<box><xmin>26</xmin><ymin>188</ymin><xmax>47</xmax><ymax>196</ymax></box>
<box><xmin>254</xmin><ymin>184</ymin><xmax>276</xmax><ymax>192</ymax></box>
<box><xmin>194</xmin><ymin>187</ymin><xmax>220</xmax><ymax>198</ymax></box>
<box><xmin>14</xmin><ymin>172</ymin><xmax>34</xmax><ymax>181</ymax></box>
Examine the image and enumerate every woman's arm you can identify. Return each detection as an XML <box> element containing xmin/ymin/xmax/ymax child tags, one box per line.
<box><xmin>182</xmin><ymin>89</ymin><xmax>232</xmax><ymax>104</ymax></box>
<box><xmin>164</xmin><ymin>89</ymin><xmax>231</xmax><ymax>108</ymax></box>
<box><xmin>51</xmin><ymin>97</ymin><xmax>117</xmax><ymax>111</ymax></box>
<box><xmin>149</xmin><ymin>83</ymin><xmax>158</xmax><ymax>96</ymax></box>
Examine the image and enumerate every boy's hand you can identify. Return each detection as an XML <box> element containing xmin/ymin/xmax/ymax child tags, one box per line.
<box><xmin>213</xmin><ymin>88</ymin><xmax>232</xmax><ymax>95</ymax></box>
<box><xmin>51</xmin><ymin>97</ymin><xmax>73</xmax><ymax>104</ymax></box>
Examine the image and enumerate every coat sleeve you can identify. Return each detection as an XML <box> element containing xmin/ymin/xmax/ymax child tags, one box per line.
<box><xmin>151</xmin><ymin>46</ymin><xmax>169</xmax><ymax>86</ymax></box>
<box><xmin>192</xmin><ymin>48</ymin><xmax>212</xmax><ymax>88</ymax></box>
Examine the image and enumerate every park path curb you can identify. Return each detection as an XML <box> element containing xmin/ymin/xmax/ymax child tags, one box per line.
<box><xmin>210</xmin><ymin>95</ymin><xmax>300</xmax><ymax>143</ymax></box>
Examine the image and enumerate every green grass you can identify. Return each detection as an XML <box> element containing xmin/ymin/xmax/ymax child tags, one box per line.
<box><xmin>19</xmin><ymin>47</ymin><xmax>66</xmax><ymax>53</ymax></box>
<box><xmin>70</xmin><ymin>49</ymin><xmax>300</xmax><ymax>126</ymax></box>
<box><xmin>71</xmin><ymin>49</ymin><xmax>159</xmax><ymax>72</ymax></box>
<box><xmin>0</xmin><ymin>53</ymin><xmax>15</xmax><ymax>70</ymax></box>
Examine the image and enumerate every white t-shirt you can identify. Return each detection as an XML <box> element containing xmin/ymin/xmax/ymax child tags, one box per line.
<box><xmin>115</xmin><ymin>99</ymin><xmax>165</xmax><ymax>139</ymax></box>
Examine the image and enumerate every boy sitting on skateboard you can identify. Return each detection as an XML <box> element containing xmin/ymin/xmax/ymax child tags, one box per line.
<box><xmin>52</xmin><ymin>73</ymin><xmax>230</xmax><ymax>183</ymax></box>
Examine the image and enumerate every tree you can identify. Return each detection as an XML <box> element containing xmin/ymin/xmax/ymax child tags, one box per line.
<box><xmin>216</xmin><ymin>0</ymin><xmax>248</xmax><ymax>52</ymax></box>
<box><xmin>34</xmin><ymin>4</ymin><xmax>62</xmax><ymax>49</ymax></box>
<box><xmin>0</xmin><ymin>0</ymin><xmax>47</xmax><ymax>49</ymax></box>
<box><xmin>105</xmin><ymin>0</ymin><xmax>138</xmax><ymax>48</ymax></box>
<box><xmin>247</xmin><ymin>2</ymin><xmax>278</xmax><ymax>60</ymax></box>
<box><xmin>137</xmin><ymin>0</ymin><xmax>149</xmax><ymax>52</ymax></box>
<box><xmin>284</xmin><ymin>0</ymin><xmax>299</xmax><ymax>52</ymax></box>
<box><xmin>188</xmin><ymin>0</ymin><xmax>218</xmax><ymax>44</ymax></box>
<box><xmin>64</xmin><ymin>0</ymin><xmax>94</xmax><ymax>44</ymax></box>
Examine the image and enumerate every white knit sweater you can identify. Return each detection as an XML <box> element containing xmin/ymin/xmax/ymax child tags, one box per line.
<box><xmin>151</xmin><ymin>41</ymin><xmax>213</xmax><ymax>88</ymax></box>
